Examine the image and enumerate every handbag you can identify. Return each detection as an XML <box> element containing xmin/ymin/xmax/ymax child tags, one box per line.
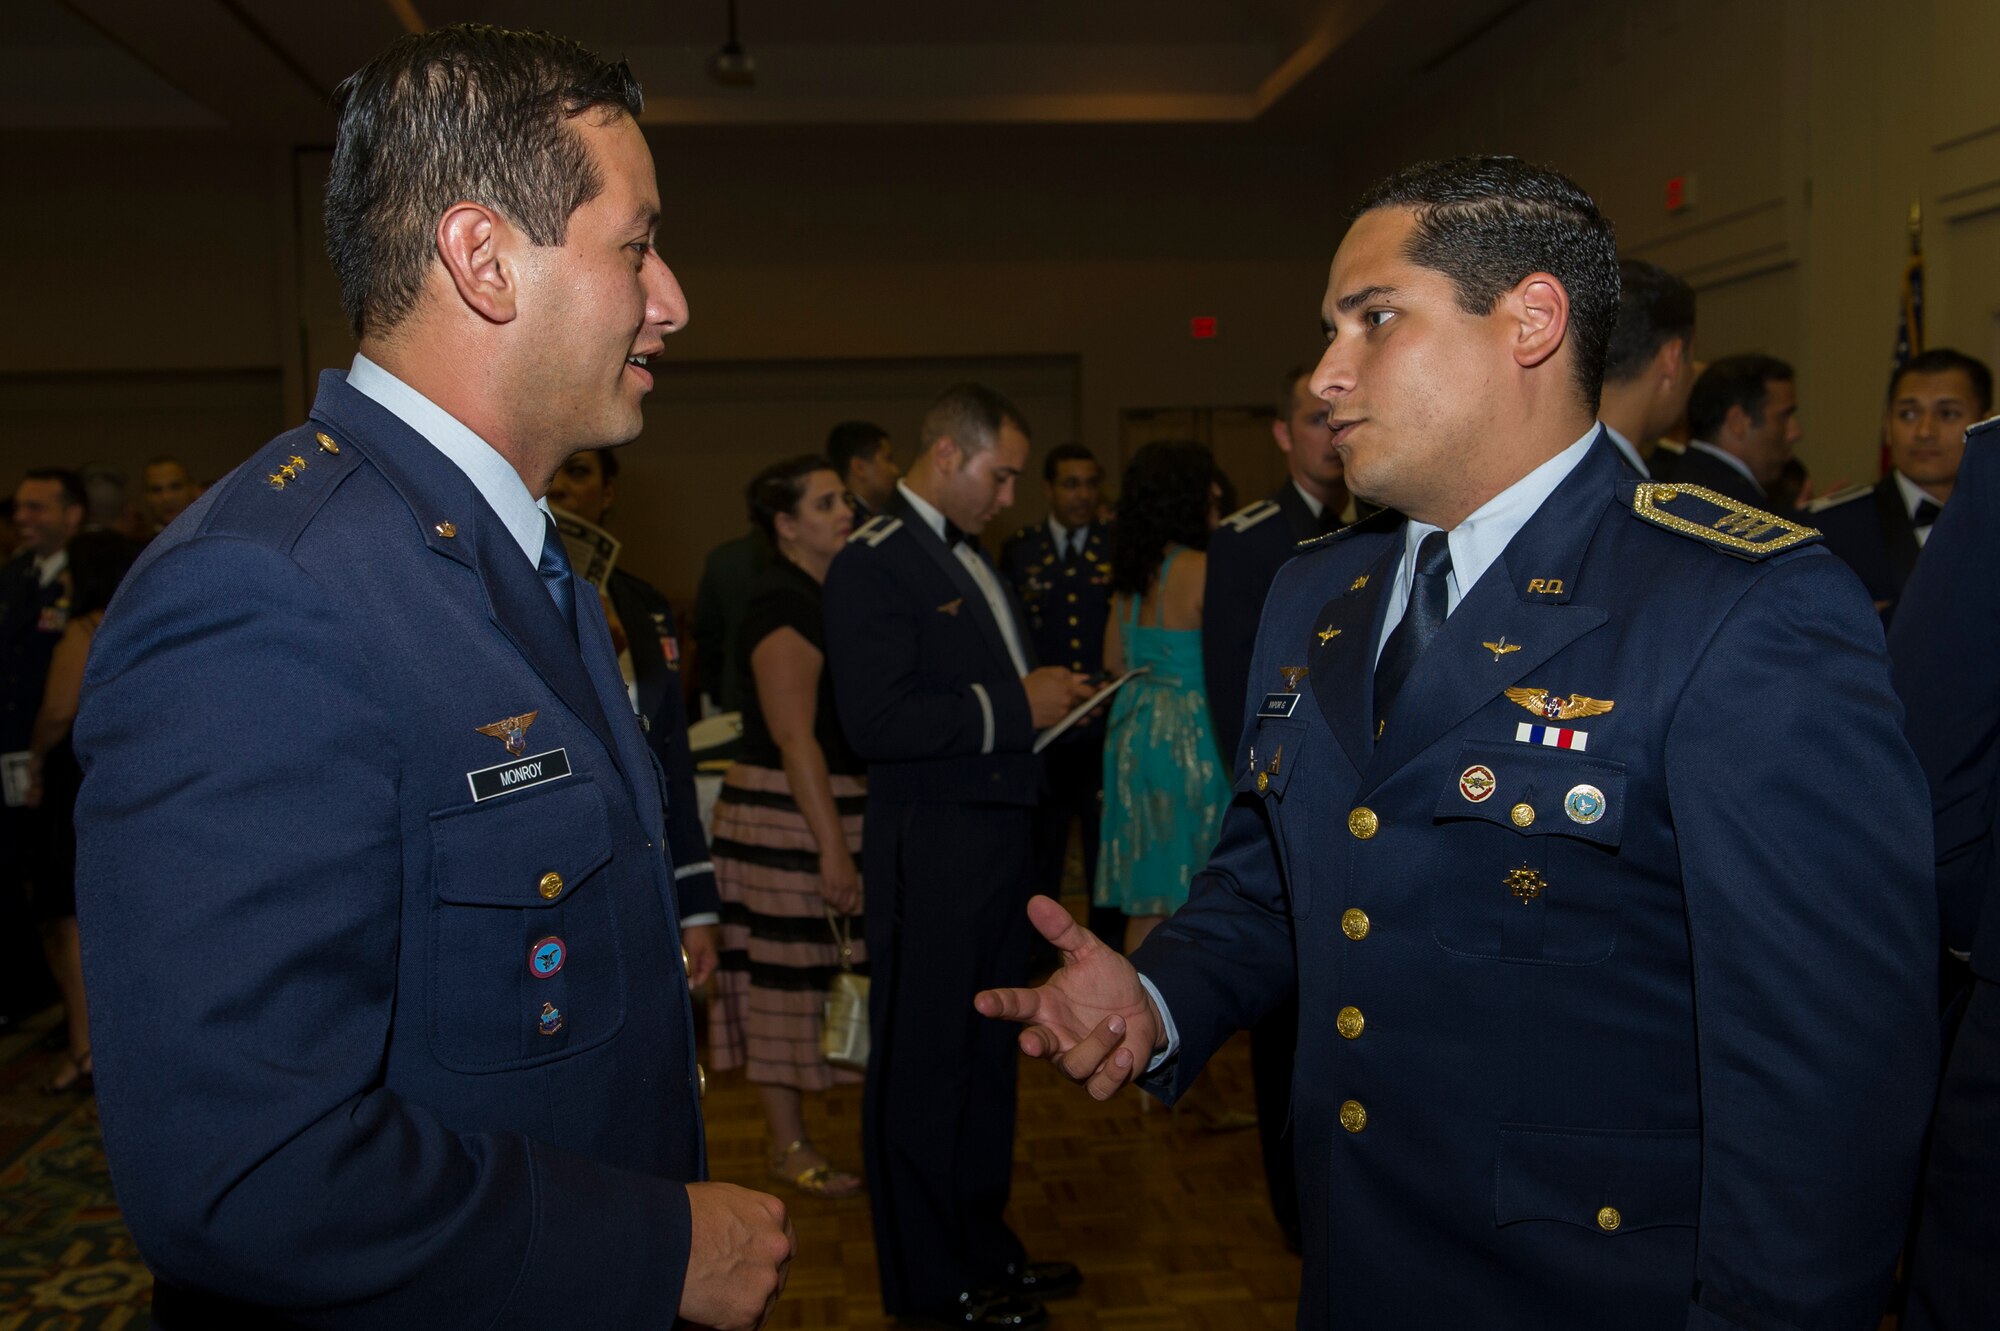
<box><xmin>820</xmin><ymin>910</ymin><xmax>870</xmax><ymax>1070</ymax></box>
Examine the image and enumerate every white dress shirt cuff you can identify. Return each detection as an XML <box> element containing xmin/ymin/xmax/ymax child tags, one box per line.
<box><xmin>680</xmin><ymin>913</ymin><xmax>720</xmax><ymax>929</ymax></box>
<box><xmin>971</xmin><ymin>682</ymin><xmax>995</xmax><ymax>754</ymax></box>
<box><xmin>1136</xmin><ymin>972</ymin><xmax>1180</xmax><ymax>1070</ymax></box>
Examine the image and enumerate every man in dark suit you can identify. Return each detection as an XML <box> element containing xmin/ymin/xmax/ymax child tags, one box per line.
<box><xmin>980</xmin><ymin>155</ymin><xmax>1936</xmax><ymax>1330</ymax></box>
<box><xmin>1811</xmin><ymin>348</ymin><xmax>1991</xmax><ymax>626</ymax></box>
<box><xmin>1894</xmin><ymin>409</ymin><xmax>2000</xmax><ymax>1331</ymax></box>
<box><xmin>1663</xmin><ymin>354</ymin><xmax>1801</xmax><ymax>505</ymax></box>
<box><xmin>547</xmin><ymin>446</ymin><xmax>723</xmax><ymax>982</ymax></box>
<box><xmin>827</xmin><ymin>419</ymin><xmax>902</xmax><ymax>522</ymax></box>
<box><xmin>998</xmin><ymin>443</ymin><xmax>1117</xmax><ymax>942</ymax></box>
<box><xmin>825</xmin><ymin>384</ymin><xmax>1092</xmax><ymax>1330</ymax></box>
<box><xmin>1</xmin><ymin>468</ymin><xmax>82</xmax><ymax>1030</ymax></box>
<box><xmin>1201</xmin><ymin>366</ymin><xmax>1356</xmax><ymax>1252</ymax></box>
<box><xmin>72</xmin><ymin>27</ymin><xmax>790</xmax><ymax>1328</ymax></box>
<box><xmin>1595</xmin><ymin>260</ymin><xmax>1696</xmax><ymax>479</ymax></box>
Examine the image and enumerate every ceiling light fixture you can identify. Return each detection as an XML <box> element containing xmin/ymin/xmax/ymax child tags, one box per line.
<box><xmin>706</xmin><ymin>0</ymin><xmax>756</xmax><ymax>88</ymax></box>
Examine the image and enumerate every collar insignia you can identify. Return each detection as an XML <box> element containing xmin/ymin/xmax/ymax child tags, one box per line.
<box><xmin>1482</xmin><ymin>637</ymin><xmax>1522</xmax><ymax>662</ymax></box>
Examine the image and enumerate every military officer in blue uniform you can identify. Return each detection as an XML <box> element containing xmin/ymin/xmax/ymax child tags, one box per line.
<box><xmin>548</xmin><ymin>445</ymin><xmax>722</xmax><ymax>978</ymax></box>
<box><xmin>1893</xmin><ymin>410</ymin><xmax>2000</xmax><ymax>1331</ymax></box>
<box><xmin>979</xmin><ymin>156</ymin><xmax>1937</xmax><ymax>1330</ymax></box>
<box><xmin>825</xmin><ymin>384</ymin><xmax>1092</xmax><ymax>1330</ymax></box>
<box><xmin>999</xmin><ymin>443</ymin><xmax>1117</xmax><ymax>941</ymax></box>
<box><xmin>1810</xmin><ymin>348</ymin><xmax>1990</xmax><ymax>627</ymax></box>
<box><xmin>72</xmin><ymin>28</ymin><xmax>790</xmax><ymax>1329</ymax></box>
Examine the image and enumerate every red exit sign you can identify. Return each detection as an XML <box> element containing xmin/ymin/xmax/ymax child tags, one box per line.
<box><xmin>1190</xmin><ymin>316</ymin><xmax>1218</xmax><ymax>339</ymax></box>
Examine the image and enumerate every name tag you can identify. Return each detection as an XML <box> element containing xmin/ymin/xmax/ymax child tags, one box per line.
<box><xmin>1256</xmin><ymin>693</ymin><xmax>1300</xmax><ymax>719</ymax></box>
<box><xmin>467</xmin><ymin>748</ymin><xmax>572</xmax><ymax>802</ymax></box>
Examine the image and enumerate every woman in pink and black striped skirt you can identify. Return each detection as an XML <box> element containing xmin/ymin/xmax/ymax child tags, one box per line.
<box><xmin>708</xmin><ymin>455</ymin><xmax>869</xmax><ymax>1198</ymax></box>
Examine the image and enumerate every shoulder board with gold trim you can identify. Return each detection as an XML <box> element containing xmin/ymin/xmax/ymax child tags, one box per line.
<box><xmin>1966</xmin><ymin>413</ymin><xmax>2000</xmax><ymax>443</ymax></box>
<box><xmin>1624</xmin><ymin>482</ymin><xmax>1819</xmax><ymax>560</ymax></box>
<box><xmin>1219</xmin><ymin>499</ymin><xmax>1281</xmax><ymax>534</ymax></box>
<box><xmin>849</xmin><ymin>515</ymin><xmax>903</xmax><ymax>547</ymax></box>
<box><xmin>1296</xmin><ymin>503</ymin><xmax>1399</xmax><ymax>552</ymax></box>
<box><xmin>1805</xmin><ymin>483</ymin><xmax>1873</xmax><ymax>514</ymax></box>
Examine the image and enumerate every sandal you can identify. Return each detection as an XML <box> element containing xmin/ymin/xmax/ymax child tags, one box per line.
<box><xmin>40</xmin><ymin>1047</ymin><xmax>92</xmax><ymax>1096</ymax></box>
<box><xmin>767</xmin><ymin>1138</ymin><xmax>863</xmax><ymax>1199</ymax></box>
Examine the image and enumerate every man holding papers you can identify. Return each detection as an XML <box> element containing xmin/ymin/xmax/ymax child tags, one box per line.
<box><xmin>824</xmin><ymin>383</ymin><xmax>1091</xmax><ymax>1330</ymax></box>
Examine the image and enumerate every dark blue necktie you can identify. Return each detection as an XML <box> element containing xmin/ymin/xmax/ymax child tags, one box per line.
<box><xmin>539</xmin><ymin>513</ymin><xmax>578</xmax><ymax>640</ymax></box>
<box><xmin>1914</xmin><ymin>499</ymin><xmax>1942</xmax><ymax>530</ymax></box>
<box><xmin>1373</xmin><ymin>530</ymin><xmax>1452</xmax><ymax>732</ymax></box>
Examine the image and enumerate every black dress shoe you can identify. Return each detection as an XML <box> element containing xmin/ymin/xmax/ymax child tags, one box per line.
<box><xmin>898</xmin><ymin>1289</ymin><xmax>1050</xmax><ymax>1329</ymax></box>
<box><xmin>1004</xmin><ymin>1261</ymin><xmax>1081</xmax><ymax>1301</ymax></box>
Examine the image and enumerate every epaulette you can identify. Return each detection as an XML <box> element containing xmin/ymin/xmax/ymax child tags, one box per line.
<box><xmin>849</xmin><ymin>515</ymin><xmax>903</xmax><ymax>547</ymax></box>
<box><xmin>1296</xmin><ymin>504</ymin><xmax>1400</xmax><ymax>552</ymax></box>
<box><xmin>1219</xmin><ymin>499</ymin><xmax>1281</xmax><ymax>534</ymax></box>
<box><xmin>1622</xmin><ymin>481</ymin><xmax>1819</xmax><ymax>560</ymax></box>
<box><xmin>1966</xmin><ymin>413</ymin><xmax>2000</xmax><ymax>443</ymax></box>
<box><xmin>1805</xmin><ymin>483</ymin><xmax>1874</xmax><ymax>514</ymax></box>
<box><xmin>203</xmin><ymin>427</ymin><xmax>359</xmax><ymax>547</ymax></box>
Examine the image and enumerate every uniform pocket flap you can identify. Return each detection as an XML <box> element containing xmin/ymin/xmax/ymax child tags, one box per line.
<box><xmin>1234</xmin><ymin>718</ymin><xmax>1306</xmax><ymax>800</ymax></box>
<box><xmin>1494</xmin><ymin>1124</ymin><xmax>1700</xmax><ymax>1232</ymax></box>
<box><xmin>1434</xmin><ymin>742</ymin><xmax>1625</xmax><ymax>847</ymax></box>
<box><xmin>430</xmin><ymin>777</ymin><xmax>611</xmax><ymax>907</ymax></box>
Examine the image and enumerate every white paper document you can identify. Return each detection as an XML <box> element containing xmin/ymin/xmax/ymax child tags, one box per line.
<box><xmin>1032</xmin><ymin>668</ymin><xmax>1148</xmax><ymax>754</ymax></box>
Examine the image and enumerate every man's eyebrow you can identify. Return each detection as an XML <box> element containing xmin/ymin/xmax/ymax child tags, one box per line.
<box><xmin>627</xmin><ymin>204</ymin><xmax>660</xmax><ymax>232</ymax></box>
<box><xmin>1336</xmin><ymin>284</ymin><xmax>1399</xmax><ymax>315</ymax></box>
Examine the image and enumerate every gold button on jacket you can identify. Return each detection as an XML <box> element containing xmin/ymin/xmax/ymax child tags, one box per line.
<box><xmin>1348</xmin><ymin>807</ymin><xmax>1379</xmax><ymax>839</ymax></box>
<box><xmin>537</xmin><ymin>871</ymin><xmax>564</xmax><ymax>900</ymax></box>
<box><xmin>1336</xmin><ymin>1006</ymin><xmax>1365</xmax><ymax>1039</ymax></box>
<box><xmin>1510</xmin><ymin>802</ymin><xmax>1536</xmax><ymax>828</ymax></box>
<box><xmin>1596</xmin><ymin>1206</ymin><xmax>1621</xmax><ymax>1232</ymax></box>
<box><xmin>1339</xmin><ymin>1099</ymin><xmax>1367</xmax><ymax>1133</ymax></box>
<box><xmin>1341</xmin><ymin>908</ymin><xmax>1371</xmax><ymax>940</ymax></box>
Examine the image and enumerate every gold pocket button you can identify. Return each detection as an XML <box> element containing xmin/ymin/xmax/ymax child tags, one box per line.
<box><xmin>1510</xmin><ymin>802</ymin><xmax>1536</xmax><ymax>828</ymax></box>
<box><xmin>1596</xmin><ymin>1206</ymin><xmax>1621</xmax><ymax>1232</ymax></box>
<box><xmin>538</xmin><ymin>871</ymin><xmax>564</xmax><ymax>900</ymax></box>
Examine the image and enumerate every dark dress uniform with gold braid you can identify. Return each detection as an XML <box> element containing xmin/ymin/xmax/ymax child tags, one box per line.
<box><xmin>999</xmin><ymin>520</ymin><xmax>1115</xmax><ymax>938</ymax></box>
<box><xmin>1137</xmin><ymin>434</ymin><xmax>1937</xmax><ymax>1329</ymax></box>
<box><xmin>74</xmin><ymin>371</ymin><xmax>706</xmax><ymax>1327</ymax></box>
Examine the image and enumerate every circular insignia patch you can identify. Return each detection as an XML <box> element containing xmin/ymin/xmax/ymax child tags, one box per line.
<box><xmin>1458</xmin><ymin>765</ymin><xmax>1497</xmax><ymax>803</ymax></box>
<box><xmin>1564</xmin><ymin>784</ymin><xmax>1606</xmax><ymax>825</ymax></box>
<box><xmin>538</xmin><ymin>1001</ymin><xmax>564</xmax><ymax>1036</ymax></box>
<box><xmin>530</xmin><ymin>936</ymin><xmax>566</xmax><ymax>978</ymax></box>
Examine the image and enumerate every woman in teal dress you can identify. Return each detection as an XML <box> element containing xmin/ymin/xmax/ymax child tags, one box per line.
<box><xmin>1095</xmin><ymin>439</ymin><xmax>1235</xmax><ymax>955</ymax></box>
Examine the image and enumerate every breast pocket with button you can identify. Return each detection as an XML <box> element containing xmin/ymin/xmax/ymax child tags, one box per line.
<box><xmin>428</xmin><ymin>776</ymin><xmax>627</xmax><ymax>1071</ymax></box>
<box><xmin>1427</xmin><ymin>742</ymin><xmax>1626</xmax><ymax>964</ymax></box>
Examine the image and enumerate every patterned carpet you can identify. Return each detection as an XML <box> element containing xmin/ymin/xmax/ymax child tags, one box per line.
<box><xmin>0</xmin><ymin>1013</ymin><xmax>151</xmax><ymax>1331</ymax></box>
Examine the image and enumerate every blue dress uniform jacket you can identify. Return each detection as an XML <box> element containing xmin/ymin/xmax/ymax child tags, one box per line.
<box><xmin>1135</xmin><ymin>435</ymin><xmax>1938</xmax><ymax>1331</ymax></box>
<box><xmin>1893</xmin><ymin>416</ymin><xmax>2000</xmax><ymax>1331</ymax></box>
<box><xmin>1203</xmin><ymin>485</ymin><xmax>1337</xmax><ymax>765</ymax></box>
<box><xmin>1811</xmin><ymin>476</ymin><xmax>1923</xmax><ymax>628</ymax></box>
<box><xmin>608</xmin><ymin>568</ymin><xmax>720</xmax><ymax>920</ymax></box>
<box><xmin>73</xmin><ymin>371</ymin><xmax>704</xmax><ymax>1328</ymax></box>
<box><xmin>824</xmin><ymin>492</ymin><xmax>1041</xmax><ymax>1314</ymax></box>
<box><xmin>1654</xmin><ymin>443</ymin><xmax>1767</xmax><ymax>508</ymax></box>
<box><xmin>997</xmin><ymin>521</ymin><xmax>1112</xmax><ymax>676</ymax></box>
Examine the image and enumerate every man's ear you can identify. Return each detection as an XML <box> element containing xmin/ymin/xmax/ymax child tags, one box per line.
<box><xmin>1507</xmin><ymin>274</ymin><xmax>1569</xmax><ymax>372</ymax></box>
<box><xmin>1653</xmin><ymin>336</ymin><xmax>1688</xmax><ymax>388</ymax></box>
<box><xmin>1722</xmin><ymin>403</ymin><xmax>1751</xmax><ymax>441</ymax></box>
<box><xmin>934</xmin><ymin>437</ymin><xmax>962</xmax><ymax>476</ymax></box>
<box><xmin>436</xmin><ymin>202</ymin><xmax>519</xmax><ymax>325</ymax></box>
<box><xmin>1271</xmin><ymin>418</ymin><xmax>1296</xmax><ymax>455</ymax></box>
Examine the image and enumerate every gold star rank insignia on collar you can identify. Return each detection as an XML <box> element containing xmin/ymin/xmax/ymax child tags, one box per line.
<box><xmin>476</xmin><ymin>710</ymin><xmax>541</xmax><ymax>758</ymax></box>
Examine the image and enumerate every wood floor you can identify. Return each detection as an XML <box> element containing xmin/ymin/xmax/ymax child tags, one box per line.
<box><xmin>704</xmin><ymin>1027</ymin><xmax>1298</xmax><ymax>1330</ymax></box>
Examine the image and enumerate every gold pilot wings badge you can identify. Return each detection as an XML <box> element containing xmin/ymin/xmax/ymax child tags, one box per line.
<box><xmin>1505</xmin><ymin>688</ymin><xmax>1614</xmax><ymax>721</ymax></box>
<box><xmin>475</xmin><ymin>711</ymin><xmax>540</xmax><ymax>757</ymax></box>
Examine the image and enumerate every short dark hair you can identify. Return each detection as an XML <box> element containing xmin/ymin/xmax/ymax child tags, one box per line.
<box><xmin>1042</xmin><ymin>443</ymin><xmax>1098</xmax><ymax>483</ymax></box>
<box><xmin>23</xmin><ymin>467</ymin><xmax>87</xmax><ymax>513</ymax></box>
<box><xmin>746</xmin><ymin>455</ymin><xmax>839</xmax><ymax>541</ymax></box>
<box><xmin>1352</xmin><ymin>156</ymin><xmax>1620</xmax><ymax>409</ymax></box>
<box><xmin>1603</xmin><ymin>260</ymin><xmax>1696</xmax><ymax>384</ymax></box>
<box><xmin>325</xmin><ymin>25</ymin><xmax>644</xmax><ymax>338</ymax></box>
<box><xmin>1110</xmin><ymin>440</ymin><xmax>1226</xmax><ymax>596</ymax></box>
<box><xmin>65</xmin><ymin>530</ymin><xmax>141</xmax><ymax>617</ymax></box>
<box><xmin>825</xmin><ymin>421</ymin><xmax>890</xmax><ymax>477</ymax></box>
<box><xmin>921</xmin><ymin>383</ymin><xmax>1030</xmax><ymax>457</ymax></box>
<box><xmin>1688</xmin><ymin>354</ymin><xmax>1794</xmax><ymax>441</ymax></box>
<box><xmin>1891</xmin><ymin>348</ymin><xmax>1994</xmax><ymax>416</ymax></box>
